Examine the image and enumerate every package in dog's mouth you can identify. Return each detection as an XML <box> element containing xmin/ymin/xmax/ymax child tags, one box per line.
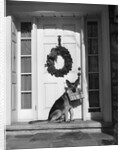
<box><xmin>67</xmin><ymin>88</ymin><xmax>84</xmax><ymax>101</ymax></box>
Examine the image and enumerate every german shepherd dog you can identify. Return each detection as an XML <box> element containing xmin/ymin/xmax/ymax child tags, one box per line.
<box><xmin>48</xmin><ymin>77</ymin><xmax>82</xmax><ymax>122</ymax></box>
<box><xmin>29</xmin><ymin>76</ymin><xmax>82</xmax><ymax>124</ymax></box>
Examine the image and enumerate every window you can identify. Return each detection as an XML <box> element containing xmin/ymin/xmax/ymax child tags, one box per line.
<box><xmin>20</xmin><ymin>22</ymin><xmax>32</xmax><ymax>109</ymax></box>
<box><xmin>86</xmin><ymin>20</ymin><xmax>101</xmax><ymax>112</ymax></box>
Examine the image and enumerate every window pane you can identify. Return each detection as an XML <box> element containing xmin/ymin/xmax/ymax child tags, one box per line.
<box><xmin>88</xmin><ymin>56</ymin><xmax>98</xmax><ymax>72</ymax></box>
<box><xmin>21</xmin><ymin>39</ymin><xmax>31</xmax><ymax>55</ymax></box>
<box><xmin>88</xmin><ymin>39</ymin><xmax>98</xmax><ymax>54</ymax></box>
<box><xmin>21</xmin><ymin>57</ymin><xmax>31</xmax><ymax>73</ymax></box>
<box><xmin>21</xmin><ymin>22</ymin><xmax>31</xmax><ymax>37</ymax></box>
<box><xmin>21</xmin><ymin>93</ymin><xmax>32</xmax><ymax>109</ymax></box>
<box><xmin>89</xmin><ymin>91</ymin><xmax>99</xmax><ymax>107</ymax></box>
<box><xmin>89</xmin><ymin>73</ymin><xmax>99</xmax><ymax>89</ymax></box>
<box><xmin>87</xmin><ymin>22</ymin><xmax>98</xmax><ymax>37</ymax></box>
<box><xmin>21</xmin><ymin>75</ymin><xmax>31</xmax><ymax>91</ymax></box>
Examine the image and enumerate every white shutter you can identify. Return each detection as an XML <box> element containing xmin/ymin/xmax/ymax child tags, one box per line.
<box><xmin>11</xmin><ymin>17</ymin><xmax>17</xmax><ymax>122</ymax></box>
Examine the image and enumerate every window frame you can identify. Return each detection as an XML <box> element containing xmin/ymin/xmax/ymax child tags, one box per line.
<box><xmin>20</xmin><ymin>20</ymin><xmax>33</xmax><ymax>110</ymax></box>
<box><xmin>85</xmin><ymin>16</ymin><xmax>103</xmax><ymax>113</ymax></box>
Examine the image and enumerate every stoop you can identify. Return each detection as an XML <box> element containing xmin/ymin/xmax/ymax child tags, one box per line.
<box><xmin>6</xmin><ymin>120</ymin><xmax>113</xmax><ymax>135</ymax></box>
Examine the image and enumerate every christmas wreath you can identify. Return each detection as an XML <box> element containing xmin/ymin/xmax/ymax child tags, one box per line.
<box><xmin>45</xmin><ymin>46</ymin><xmax>73</xmax><ymax>77</ymax></box>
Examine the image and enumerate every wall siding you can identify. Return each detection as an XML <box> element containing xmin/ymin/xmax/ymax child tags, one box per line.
<box><xmin>109</xmin><ymin>5</ymin><xmax>118</xmax><ymax>144</ymax></box>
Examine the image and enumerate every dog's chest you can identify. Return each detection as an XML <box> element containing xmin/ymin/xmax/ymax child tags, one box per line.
<box><xmin>62</xmin><ymin>94</ymin><xmax>71</xmax><ymax>109</ymax></box>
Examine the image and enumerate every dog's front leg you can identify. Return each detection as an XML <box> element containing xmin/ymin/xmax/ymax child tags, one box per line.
<box><xmin>64</xmin><ymin>111</ymin><xmax>69</xmax><ymax>122</ymax></box>
<box><xmin>69</xmin><ymin>108</ymin><xmax>74</xmax><ymax>121</ymax></box>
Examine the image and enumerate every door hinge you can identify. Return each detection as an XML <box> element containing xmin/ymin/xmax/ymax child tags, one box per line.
<box><xmin>35</xmin><ymin>106</ymin><xmax>37</xmax><ymax>110</ymax></box>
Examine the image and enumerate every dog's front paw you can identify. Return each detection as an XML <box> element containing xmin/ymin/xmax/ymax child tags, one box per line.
<box><xmin>65</xmin><ymin>120</ymin><xmax>69</xmax><ymax>122</ymax></box>
<box><xmin>65</xmin><ymin>119</ymin><xmax>75</xmax><ymax>123</ymax></box>
<box><xmin>70</xmin><ymin>119</ymin><xmax>75</xmax><ymax>122</ymax></box>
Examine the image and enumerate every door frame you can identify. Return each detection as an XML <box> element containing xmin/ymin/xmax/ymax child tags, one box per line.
<box><xmin>8</xmin><ymin>9</ymin><xmax>111</xmax><ymax>123</ymax></box>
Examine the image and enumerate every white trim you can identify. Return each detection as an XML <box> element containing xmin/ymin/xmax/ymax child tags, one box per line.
<box><xmin>11</xmin><ymin>16</ymin><xmax>18</xmax><ymax>123</ymax></box>
<box><xmin>37</xmin><ymin>18</ymin><xmax>43</xmax><ymax>120</ymax></box>
<box><xmin>81</xmin><ymin>16</ymin><xmax>87</xmax><ymax>120</ymax></box>
<box><xmin>6</xmin><ymin>16</ymin><xmax>12</xmax><ymax>125</ymax></box>
<box><xmin>7</xmin><ymin>0</ymin><xmax>118</xmax><ymax>5</ymax></box>
<box><xmin>17</xmin><ymin>20</ymin><xmax>21</xmax><ymax>122</ymax></box>
<box><xmin>32</xmin><ymin>17</ymin><xmax>38</xmax><ymax>120</ymax></box>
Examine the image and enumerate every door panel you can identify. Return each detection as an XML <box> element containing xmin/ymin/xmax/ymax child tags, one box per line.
<box><xmin>37</xmin><ymin>18</ymin><xmax>82</xmax><ymax>120</ymax></box>
<box><xmin>44</xmin><ymin>83</ymin><xmax>58</xmax><ymax>109</ymax></box>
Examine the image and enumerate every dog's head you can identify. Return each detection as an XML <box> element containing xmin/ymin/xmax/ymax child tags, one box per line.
<box><xmin>66</xmin><ymin>77</ymin><xmax>80</xmax><ymax>93</ymax></box>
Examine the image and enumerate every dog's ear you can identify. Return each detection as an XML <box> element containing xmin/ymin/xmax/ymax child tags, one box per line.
<box><xmin>66</xmin><ymin>80</ymin><xmax>71</xmax><ymax>87</ymax></box>
<box><xmin>75</xmin><ymin>77</ymin><xmax>80</xmax><ymax>87</ymax></box>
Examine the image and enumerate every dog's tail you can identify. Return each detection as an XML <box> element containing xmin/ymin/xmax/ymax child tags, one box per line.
<box><xmin>28</xmin><ymin>120</ymin><xmax>48</xmax><ymax>124</ymax></box>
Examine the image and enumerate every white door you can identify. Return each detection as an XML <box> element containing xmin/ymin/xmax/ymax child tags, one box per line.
<box><xmin>37</xmin><ymin>18</ymin><xmax>82</xmax><ymax>120</ymax></box>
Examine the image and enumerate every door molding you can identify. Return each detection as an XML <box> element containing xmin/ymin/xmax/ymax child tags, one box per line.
<box><xmin>32</xmin><ymin>17</ymin><xmax>38</xmax><ymax>120</ymax></box>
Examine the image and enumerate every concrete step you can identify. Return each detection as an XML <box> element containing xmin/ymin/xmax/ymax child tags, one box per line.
<box><xmin>6</xmin><ymin>130</ymin><xmax>115</xmax><ymax>149</ymax></box>
<box><xmin>6</xmin><ymin>120</ymin><xmax>115</xmax><ymax>149</ymax></box>
<box><xmin>6</xmin><ymin>120</ymin><xmax>113</xmax><ymax>133</ymax></box>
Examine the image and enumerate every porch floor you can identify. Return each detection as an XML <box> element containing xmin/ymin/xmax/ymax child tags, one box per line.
<box><xmin>6</xmin><ymin>120</ymin><xmax>115</xmax><ymax>149</ymax></box>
